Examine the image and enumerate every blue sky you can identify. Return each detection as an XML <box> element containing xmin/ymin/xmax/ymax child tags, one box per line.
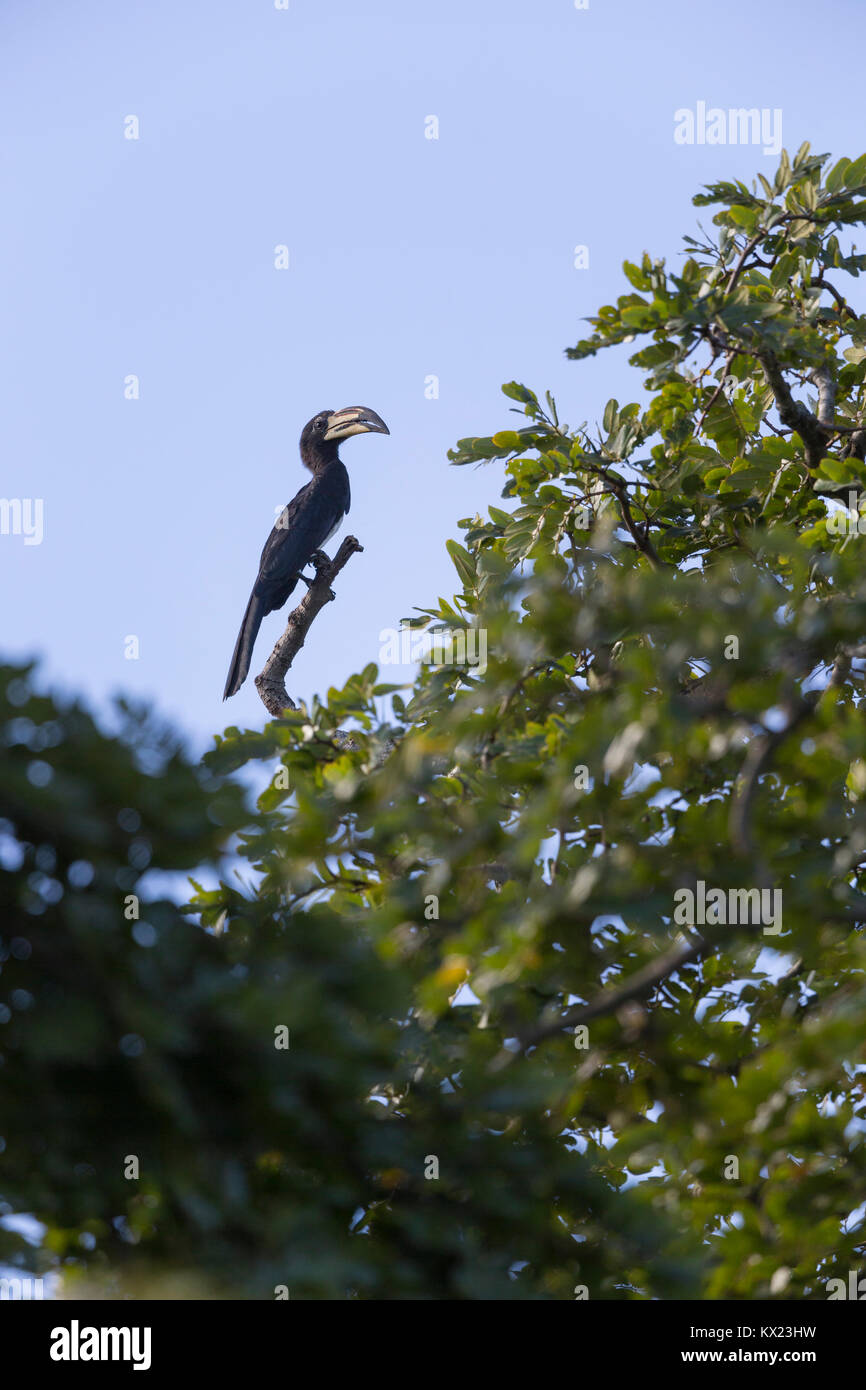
<box><xmin>2</xmin><ymin>0</ymin><xmax>864</xmax><ymax>752</ymax></box>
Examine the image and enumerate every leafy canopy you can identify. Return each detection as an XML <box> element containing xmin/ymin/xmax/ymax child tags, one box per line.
<box><xmin>3</xmin><ymin>145</ymin><xmax>866</xmax><ymax>1298</ymax></box>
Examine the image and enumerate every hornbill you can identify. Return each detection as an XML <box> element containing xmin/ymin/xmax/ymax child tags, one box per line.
<box><xmin>223</xmin><ymin>405</ymin><xmax>389</xmax><ymax>699</ymax></box>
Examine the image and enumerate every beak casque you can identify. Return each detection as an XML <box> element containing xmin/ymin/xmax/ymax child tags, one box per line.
<box><xmin>323</xmin><ymin>406</ymin><xmax>390</xmax><ymax>442</ymax></box>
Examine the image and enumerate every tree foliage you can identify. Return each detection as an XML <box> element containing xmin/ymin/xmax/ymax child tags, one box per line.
<box><xmin>3</xmin><ymin>146</ymin><xmax>866</xmax><ymax>1299</ymax></box>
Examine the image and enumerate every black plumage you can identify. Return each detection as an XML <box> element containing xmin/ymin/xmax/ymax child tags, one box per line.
<box><xmin>223</xmin><ymin>406</ymin><xmax>388</xmax><ymax>700</ymax></box>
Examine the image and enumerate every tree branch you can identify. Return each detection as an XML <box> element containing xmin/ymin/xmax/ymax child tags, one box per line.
<box><xmin>696</xmin><ymin>350</ymin><xmax>735</xmax><ymax>433</ymax></box>
<box><xmin>811</xmin><ymin>275</ymin><xmax>858</xmax><ymax>322</ymax></box>
<box><xmin>254</xmin><ymin>536</ymin><xmax>364</xmax><ymax>717</ymax></box>
<box><xmin>756</xmin><ymin>347</ymin><xmax>831</xmax><ymax>469</ymax></box>
<box><xmin>491</xmin><ymin>932</ymin><xmax>709</xmax><ymax>1067</ymax></box>
<box><xmin>611</xmin><ymin>481</ymin><xmax>664</xmax><ymax>567</ymax></box>
<box><xmin>810</xmin><ymin>363</ymin><xmax>836</xmax><ymax>430</ymax></box>
<box><xmin>725</xmin><ymin>229</ymin><xmax>767</xmax><ymax>295</ymax></box>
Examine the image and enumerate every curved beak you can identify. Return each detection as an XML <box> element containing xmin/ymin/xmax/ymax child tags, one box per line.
<box><xmin>324</xmin><ymin>405</ymin><xmax>390</xmax><ymax>442</ymax></box>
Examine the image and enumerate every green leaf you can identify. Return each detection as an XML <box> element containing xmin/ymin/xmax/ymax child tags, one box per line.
<box><xmin>825</xmin><ymin>157</ymin><xmax>851</xmax><ymax>193</ymax></box>
<box><xmin>492</xmin><ymin>430</ymin><xmax>522</xmax><ymax>451</ymax></box>
<box><xmin>843</xmin><ymin>153</ymin><xmax>866</xmax><ymax>188</ymax></box>
<box><xmin>501</xmin><ymin>381</ymin><xmax>538</xmax><ymax>405</ymax></box>
<box><xmin>447</xmin><ymin>539</ymin><xmax>475</xmax><ymax>589</ymax></box>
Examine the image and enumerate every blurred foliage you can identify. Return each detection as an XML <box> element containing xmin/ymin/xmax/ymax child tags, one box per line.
<box><xmin>4</xmin><ymin>146</ymin><xmax>866</xmax><ymax>1298</ymax></box>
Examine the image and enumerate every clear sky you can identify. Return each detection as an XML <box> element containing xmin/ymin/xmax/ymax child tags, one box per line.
<box><xmin>2</xmin><ymin>0</ymin><xmax>864</xmax><ymax>751</ymax></box>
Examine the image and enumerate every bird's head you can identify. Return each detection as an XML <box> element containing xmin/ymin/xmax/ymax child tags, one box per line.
<box><xmin>300</xmin><ymin>406</ymin><xmax>390</xmax><ymax>470</ymax></box>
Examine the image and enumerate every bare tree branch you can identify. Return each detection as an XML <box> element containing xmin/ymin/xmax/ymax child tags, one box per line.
<box><xmin>254</xmin><ymin>536</ymin><xmax>364</xmax><ymax>717</ymax></box>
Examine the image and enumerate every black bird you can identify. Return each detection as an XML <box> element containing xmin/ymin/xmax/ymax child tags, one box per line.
<box><xmin>223</xmin><ymin>405</ymin><xmax>389</xmax><ymax>700</ymax></box>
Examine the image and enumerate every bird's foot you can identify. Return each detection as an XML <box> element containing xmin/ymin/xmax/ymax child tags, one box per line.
<box><xmin>298</xmin><ymin>552</ymin><xmax>333</xmax><ymax>589</ymax></box>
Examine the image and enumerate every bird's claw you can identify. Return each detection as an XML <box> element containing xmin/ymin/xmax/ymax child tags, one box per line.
<box><xmin>298</xmin><ymin>551</ymin><xmax>332</xmax><ymax>589</ymax></box>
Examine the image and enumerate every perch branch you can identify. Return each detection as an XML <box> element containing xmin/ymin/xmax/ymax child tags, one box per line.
<box><xmin>254</xmin><ymin>536</ymin><xmax>363</xmax><ymax>717</ymax></box>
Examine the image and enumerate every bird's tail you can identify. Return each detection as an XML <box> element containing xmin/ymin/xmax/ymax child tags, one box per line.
<box><xmin>223</xmin><ymin>591</ymin><xmax>267</xmax><ymax>700</ymax></box>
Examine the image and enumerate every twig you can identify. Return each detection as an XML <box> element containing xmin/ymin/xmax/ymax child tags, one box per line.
<box><xmin>611</xmin><ymin>481</ymin><xmax>664</xmax><ymax>567</ymax></box>
<box><xmin>696</xmin><ymin>349</ymin><xmax>735</xmax><ymax>432</ymax></box>
<box><xmin>725</xmin><ymin>230</ymin><xmax>766</xmax><ymax>295</ymax></box>
<box><xmin>491</xmin><ymin>933</ymin><xmax>709</xmax><ymax>1066</ymax></box>
<box><xmin>811</xmin><ymin>276</ymin><xmax>858</xmax><ymax>322</ymax></box>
